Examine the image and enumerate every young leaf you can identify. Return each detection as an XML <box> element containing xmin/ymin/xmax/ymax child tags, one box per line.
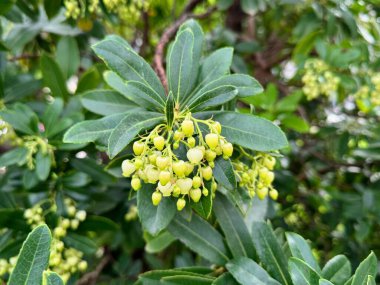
<box><xmin>0</xmin><ymin>147</ymin><xmax>28</xmax><ymax>167</ymax></box>
<box><xmin>351</xmin><ymin>252</ymin><xmax>377</xmax><ymax>285</ymax></box>
<box><xmin>214</xmin><ymin>195</ymin><xmax>257</xmax><ymax>260</ymax></box>
<box><xmin>104</xmin><ymin>71</ymin><xmax>165</xmax><ymax>112</ymax></box>
<box><xmin>108</xmin><ymin>111</ymin><xmax>164</xmax><ymax>158</ymax></box>
<box><xmin>80</xmin><ymin>89</ymin><xmax>139</xmax><ymax>115</ymax></box>
<box><xmin>168</xmin><ymin>214</ymin><xmax>230</xmax><ymax>265</ymax></box>
<box><xmin>43</xmin><ymin>271</ymin><xmax>64</xmax><ymax>285</ymax></box>
<box><xmin>167</xmin><ymin>28</ymin><xmax>194</xmax><ymax>103</ymax></box>
<box><xmin>322</xmin><ymin>255</ymin><xmax>351</xmax><ymax>284</ymax></box>
<box><xmin>289</xmin><ymin>257</ymin><xmax>321</xmax><ymax>285</ymax></box>
<box><xmin>40</xmin><ymin>54</ymin><xmax>68</xmax><ymax>99</ymax></box>
<box><xmin>251</xmin><ymin>221</ymin><xmax>292</xmax><ymax>285</ymax></box>
<box><xmin>286</xmin><ymin>232</ymin><xmax>321</xmax><ymax>273</ymax></box>
<box><xmin>213</xmin><ymin>157</ymin><xmax>237</xmax><ymax>191</ymax></box>
<box><xmin>8</xmin><ymin>225</ymin><xmax>52</xmax><ymax>285</ymax></box>
<box><xmin>226</xmin><ymin>257</ymin><xmax>282</xmax><ymax>285</ymax></box>
<box><xmin>63</xmin><ymin>113</ymin><xmax>128</xmax><ymax>145</ymax></box>
<box><xmin>92</xmin><ymin>38</ymin><xmax>165</xmax><ymax>97</ymax></box>
<box><xmin>137</xmin><ymin>184</ymin><xmax>176</xmax><ymax>236</ymax></box>
<box><xmin>56</xmin><ymin>36</ymin><xmax>80</xmax><ymax>79</ymax></box>
<box><xmin>212</xmin><ymin>273</ymin><xmax>240</xmax><ymax>285</ymax></box>
<box><xmin>212</xmin><ymin>112</ymin><xmax>288</xmax><ymax>151</ymax></box>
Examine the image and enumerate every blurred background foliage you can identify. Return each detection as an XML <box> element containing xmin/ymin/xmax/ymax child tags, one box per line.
<box><xmin>1</xmin><ymin>0</ymin><xmax>380</xmax><ymax>283</ymax></box>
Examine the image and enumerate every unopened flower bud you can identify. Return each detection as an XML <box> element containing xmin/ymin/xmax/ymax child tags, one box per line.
<box><xmin>157</xmin><ymin>181</ymin><xmax>173</xmax><ymax>196</ymax></box>
<box><xmin>174</xmin><ymin>130</ymin><xmax>184</xmax><ymax>141</ymax></box>
<box><xmin>131</xmin><ymin>177</ymin><xmax>141</xmax><ymax>191</ymax></box>
<box><xmin>134</xmin><ymin>158</ymin><xmax>144</xmax><ymax>169</ymax></box>
<box><xmin>202</xmin><ymin>166</ymin><xmax>213</xmax><ymax>180</ymax></box>
<box><xmin>152</xmin><ymin>191</ymin><xmax>162</xmax><ymax>206</ymax></box>
<box><xmin>269</xmin><ymin>189</ymin><xmax>278</xmax><ymax>200</ymax></box>
<box><xmin>173</xmin><ymin>160</ymin><xmax>186</xmax><ymax>177</ymax></box>
<box><xmin>71</xmin><ymin>219</ymin><xmax>79</xmax><ymax>230</ymax></box>
<box><xmin>222</xmin><ymin>142</ymin><xmax>233</xmax><ymax>157</ymax></box>
<box><xmin>156</xmin><ymin>156</ymin><xmax>170</xmax><ymax>170</ymax></box>
<box><xmin>187</xmin><ymin>137</ymin><xmax>196</xmax><ymax>147</ymax></box>
<box><xmin>177</xmin><ymin>198</ymin><xmax>186</xmax><ymax>211</ymax></box>
<box><xmin>78</xmin><ymin>260</ymin><xmax>88</xmax><ymax>272</ymax></box>
<box><xmin>176</xmin><ymin>178</ymin><xmax>193</xmax><ymax>195</ymax></box>
<box><xmin>212</xmin><ymin>122</ymin><xmax>222</xmax><ymax>134</ymax></box>
<box><xmin>205</xmin><ymin>133</ymin><xmax>219</xmax><ymax>149</ymax></box>
<box><xmin>122</xmin><ymin>160</ymin><xmax>136</xmax><ymax>177</ymax></box>
<box><xmin>263</xmin><ymin>156</ymin><xmax>276</xmax><ymax>170</ymax></box>
<box><xmin>187</xmin><ymin>148</ymin><xmax>204</xmax><ymax>164</ymax></box>
<box><xmin>257</xmin><ymin>187</ymin><xmax>269</xmax><ymax>200</ymax></box>
<box><xmin>205</xmin><ymin>149</ymin><xmax>216</xmax><ymax>161</ymax></box>
<box><xmin>184</xmin><ymin>162</ymin><xmax>194</xmax><ymax>176</ymax></box>
<box><xmin>133</xmin><ymin>141</ymin><xmax>145</xmax><ymax>155</ymax></box>
<box><xmin>146</xmin><ymin>166</ymin><xmax>159</xmax><ymax>183</ymax></box>
<box><xmin>202</xmin><ymin>188</ymin><xmax>209</xmax><ymax>196</ymax></box>
<box><xmin>192</xmin><ymin>176</ymin><xmax>202</xmax><ymax>188</ymax></box>
<box><xmin>159</xmin><ymin>171</ymin><xmax>171</xmax><ymax>186</ymax></box>
<box><xmin>153</xmin><ymin>136</ymin><xmax>165</xmax><ymax>150</ymax></box>
<box><xmin>172</xmin><ymin>185</ymin><xmax>181</xmax><ymax>197</ymax></box>
<box><xmin>190</xmin><ymin>188</ymin><xmax>202</xmax><ymax>202</ymax></box>
<box><xmin>182</xmin><ymin>119</ymin><xmax>194</xmax><ymax>136</ymax></box>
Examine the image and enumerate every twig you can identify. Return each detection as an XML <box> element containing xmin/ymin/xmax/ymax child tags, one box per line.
<box><xmin>8</xmin><ymin>54</ymin><xmax>40</xmax><ymax>61</ymax></box>
<box><xmin>153</xmin><ymin>0</ymin><xmax>216</xmax><ymax>93</ymax></box>
<box><xmin>77</xmin><ymin>250</ymin><xmax>112</xmax><ymax>285</ymax></box>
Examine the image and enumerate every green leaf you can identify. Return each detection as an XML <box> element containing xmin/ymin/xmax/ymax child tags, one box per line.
<box><xmin>41</xmin><ymin>98</ymin><xmax>64</xmax><ymax>137</ymax></box>
<box><xmin>188</xmin><ymin>85</ymin><xmax>238</xmax><ymax>111</ymax></box>
<box><xmin>351</xmin><ymin>252</ymin><xmax>377</xmax><ymax>285</ymax></box>
<box><xmin>366</xmin><ymin>275</ymin><xmax>375</xmax><ymax>285</ymax></box>
<box><xmin>76</xmin><ymin>66</ymin><xmax>101</xmax><ymax>93</ymax></box>
<box><xmin>214</xmin><ymin>195</ymin><xmax>256</xmax><ymax>260</ymax></box>
<box><xmin>8</xmin><ymin>225</ymin><xmax>52</xmax><ymax>285</ymax></box>
<box><xmin>63</xmin><ymin>233</ymin><xmax>98</xmax><ymax>255</ymax></box>
<box><xmin>212</xmin><ymin>273</ymin><xmax>239</xmax><ymax>285</ymax></box>
<box><xmin>191</xmin><ymin>187</ymin><xmax>213</xmax><ymax>219</ymax></box>
<box><xmin>168</xmin><ymin>214</ymin><xmax>230</xmax><ymax>265</ymax></box>
<box><xmin>322</xmin><ymin>255</ymin><xmax>351</xmax><ymax>284</ymax></box>
<box><xmin>81</xmin><ymin>89</ymin><xmax>139</xmax><ymax>115</ymax></box>
<box><xmin>108</xmin><ymin>111</ymin><xmax>164</xmax><ymax>158</ymax></box>
<box><xmin>104</xmin><ymin>71</ymin><xmax>165</xmax><ymax>112</ymax></box>
<box><xmin>241</xmin><ymin>0</ymin><xmax>256</xmax><ymax>15</ymax></box>
<box><xmin>43</xmin><ymin>271</ymin><xmax>64</xmax><ymax>285</ymax></box>
<box><xmin>92</xmin><ymin>38</ymin><xmax>165</xmax><ymax>97</ymax></box>
<box><xmin>71</xmin><ymin>158</ymin><xmax>115</xmax><ymax>185</ymax></box>
<box><xmin>167</xmin><ymin>28</ymin><xmax>195</xmax><ymax>103</ymax></box>
<box><xmin>319</xmin><ymin>280</ymin><xmax>334</xmax><ymax>285</ymax></box>
<box><xmin>0</xmin><ymin>103</ymin><xmax>39</xmax><ymax>135</ymax></box>
<box><xmin>212</xmin><ymin>112</ymin><xmax>288</xmax><ymax>151</ymax></box>
<box><xmin>276</xmin><ymin>91</ymin><xmax>303</xmax><ymax>112</ymax></box>
<box><xmin>4</xmin><ymin>75</ymin><xmax>42</xmax><ymax>103</ymax></box>
<box><xmin>213</xmin><ymin>157</ymin><xmax>236</xmax><ymax>191</ymax></box>
<box><xmin>35</xmin><ymin>150</ymin><xmax>51</xmax><ymax>181</ymax></box>
<box><xmin>251</xmin><ymin>222</ymin><xmax>292</xmax><ymax>285</ymax></box>
<box><xmin>137</xmin><ymin>184</ymin><xmax>176</xmax><ymax>235</ymax></box>
<box><xmin>226</xmin><ymin>257</ymin><xmax>281</xmax><ymax>285</ymax></box>
<box><xmin>281</xmin><ymin>114</ymin><xmax>309</xmax><ymax>133</ymax></box>
<box><xmin>197</xmin><ymin>47</ymin><xmax>233</xmax><ymax>91</ymax></box>
<box><xmin>63</xmin><ymin>113</ymin><xmax>127</xmax><ymax>145</ymax></box>
<box><xmin>56</xmin><ymin>36</ymin><xmax>80</xmax><ymax>79</ymax></box>
<box><xmin>0</xmin><ymin>147</ymin><xmax>28</xmax><ymax>167</ymax></box>
<box><xmin>145</xmin><ymin>231</ymin><xmax>176</xmax><ymax>253</ymax></box>
<box><xmin>286</xmin><ymin>232</ymin><xmax>320</xmax><ymax>273</ymax></box>
<box><xmin>0</xmin><ymin>0</ymin><xmax>15</xmax><ymax>15</ymax></box>
<box><xmin>161</xmin><ymin>275</ymin><xmax>214</xmax><ymax>285</ymax></box>
<box><xmin>40</xmin><ymin>54</ymin><xmax>68</xmax><ymax>99</ymax></box>
<box><xmin>139</xmin><ymin>269</ymin><xmax>211</xmax><ymax>284</ymax></box>
<box><xmin>289</xmin><ymin>257</ymin><xmax>321</xmax><ymax>285</ymax></box>
<box><xmin>165</xmin><ymin>91</ymin><xmax>175</xmax><ymax>128</ymax></box>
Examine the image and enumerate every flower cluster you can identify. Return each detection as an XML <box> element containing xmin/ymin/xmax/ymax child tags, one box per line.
<box><xmin>121</xmin><ymin>114</ymin><xmax>233</xmax><ymax>211</ymax></box>
<box><xmin>0</xmin><ymin>199</ymin><xmax>88</xmax><ymax>283</ymax></box>
<box><xmin>302</xmin><ymin>59</ymin><xmax>340</xmax><ymax>100</ymax></box>
<box><xmin>354</xmin><ymin>74</ymin><xmax>380</xmax><ymax>109</ymax></box>
<box><xmin>233</xmin><ymin>153</ymin><xmax>278</xmax><ymax>200</ymax></box>
<box><xmin>22</xmin><ymin>135</ymin><xmax>55</xmax><ymax>171</ymax></box>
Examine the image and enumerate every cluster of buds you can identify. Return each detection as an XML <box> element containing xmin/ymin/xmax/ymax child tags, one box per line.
<box><xmin>0</xmin><ymin>198</ymin><xmax>88</xmax><ymax>283</ymax></box>
<box><xmin>302</xmin><ymin>59</ymin><xmax>340</xmax><ymax>100</ymax></box>
<box><xmin>22</xmin><ymin>135</ymin><xmax>55</xmax><ymax>171</ymax></box>
<box><xmin>121</xmin><ymin>114</ymin><xmax>233</xmax><ymax>211</ymax></box>
<box><xmin>354</xmin><ymin>74</ymin><xmax>380</xmax><ymax>109</ymax></box>
<box><xmin>233</xmin><ymin>153</ymin><xmax>278</xmax><ymax>200</ymax></box>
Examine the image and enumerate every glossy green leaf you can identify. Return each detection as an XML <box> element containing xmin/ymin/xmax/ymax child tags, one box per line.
<box><xmin>104</xmin><ymin>71</ymin><xmax>165</xmax><ymax>112</ymax></box>
<box><xmin>42</xmin><ymin>98</ymin><xmax>64</xmax><ymax>137</ymax></box>
<box><xmin>213</xmin><ymin>112</ymin><xmax>288</xmax><ymax>151</ymax></box>
<box><xmin>108</xmin><ymin>111</ymin><xmax>164</xmax><ymax>158</ymax></box>
<box><xmin>189</xmin><ymin>85</ymin><xmax>238</xmax><ymax>111</ymax></box>
<box><xmin>145</xmin><ymin>231</ymin><xmax>176</xmax><ymax>253</ymax></box>
<box><xmin>214</xmin><ymin>195</ymin><xmax>256</xmax><ymax>259</ymax></box>
<box><xmin>289</xmin><ymin>257</ymin><xmax>321</xmax><ymax>285</ymax></box>
<box><xmin>165</xmin><ymin>91</ymin><xmax>175</xmax><ymax>128</ymax></box>
<box><xmin>70</xmin><ymin>158</ymin><xmax>115</xmax><ymax>185</ymax></box>
<box><xmin>226</xmin><ymin>257</ymin><xmax>281</xmax><ymax>285</ymax></box>
<box><xmin>322</xmin><ymin>255</ymin><xmax>351</xmax><ymax>284</ymax></box>
<box><xmin>35</xmin><ymin>150</ymin><xmax>51</xmax><ymax>181</ymax></box>
<box><xmin>8</xmin><ymin>225</ymin><xmax>52</xmax><ymax>285</ymax></box>
<box><xmin>92</xmin><ymin>38</ymin><xmax>165</xmax><ymax>97</ymax></box>
<box><xmin>0</xmin><ymin>103</ymin><xmax>39</xmax><ymax>135</ymax></box>
<box><xmin>139</xmin><ymin>269</ymin><xmax>211</xmax><ymax>285</ymax></box>
<box><xmin>161</xmin><ymin>275</ymin><xmax>214</xmax><ymax>285</ymax></box>
<box><xmin>40</xmin><ymin>54</ymin><xmax>68</xmax><ymax>99</ymax></box>
<box><xmin>252</xmin><ymin>222</ymin><xmax>292</xmax><ymax>285</ymax></box>
<box><xmin>43</xmin><ymin>271</ymin><xmax>64</xmax><ymax>285</ymax></box>
<box><xmin>351</xmin><ymin>252</ymin><xmax>377</xmax><ymax>285</ymax></box>
<box><xmin>56</xmin><ymin>36</ymin><xmax>80</xmax><ymax>79</ymax></box>
<box><xmin>76</xmin><ymin>66</ymin><xmax>101</xmax><ymax>93</ymax></box>
<box><xmin>63</xmin><ymin>232</ymin><xmax>98</xmax><ymax>255</ymax></box>
<box><xmin>3</xmin><ymin>75</ymin><xmax>42</xmax><ymax>103</ymax></box>
<box><xmin>81</xmin><ymin>89</ymin><xmax>139</xmax><ymax>115</ymax></box>
<box><xmin>319</xmin><ymin>280</ymin><xmax>334</xmax><ymax>285</ymax></box>
<box><xmin>168</xmin><ymin>214</ymin><xmax>230</xmax><ymax>265</ymax></box>
<box><xmin>0</xmin><ymin>147</ymin><xmax>28</xmax><ymax>167</ymax></box>
<box><xmin>281</xmin><ymin>114</ymin><xmax>309</xmax><ymax>133</ymax></box>
<box><xmin>286</xmin><ymin>232</ymin><xmax>320</xmax><ymax>273</ymax></box>
<box><xmin>137</xmin><ymin>184</ymin><xmax>176</xmax><ymax>235</ymax></box>
<box><xmin>213</xmin><ymin>157</ymin><xmax>237</xmax><ymax>191</ymax></box>
<box><xmin>191</xmin><ymin>189</ymin><xmax>213</xmax><ymax>219</ymax></box>
<box><xmin>366</xmin><ymin>275</ymin><xmax>375</xmax><ymax>285</ymax></box>
<box><xmin>167</xmin><ymin>28</ymin><xmax>194</xmax><ymax>103</ymax></box>
<box><xmin>63</xmin><ymin>113</ymin><xmax>127</xmax><ymax>145</ymax></box>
